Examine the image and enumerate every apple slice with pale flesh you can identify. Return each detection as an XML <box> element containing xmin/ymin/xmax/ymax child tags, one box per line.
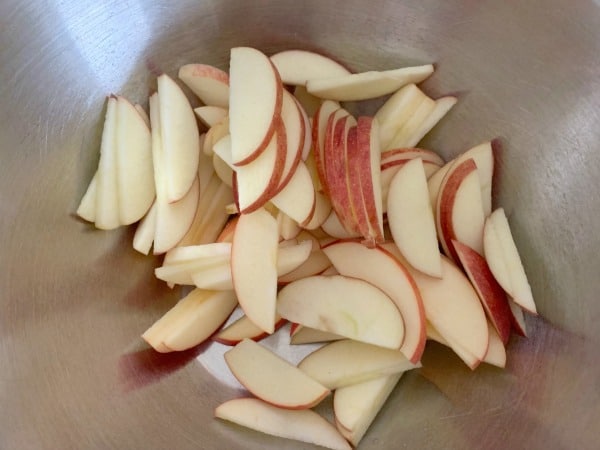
<box><xmin>334</xmin><ymin>373</ymin><xmax>402</xmax><ymax>447</ymax></box>
<box><xmin>194</xmin><ymin>105</ymin><xmax>228</xmax><ymax>127</ymax></box>
<box><xmin>405</xmin><ymin>96</ymin><xmax>457</xmax><ymax>148</ymax></box>
<box><xmin>115</xmin><ymin>96</ymin><xmax>155</xmax><ymax>225</ymax></box>
<box><xmin>484</xmin><ymin>208</ymin><xmax>537</xmax><ymax>314</ymax></box>
<box><xmin>385</xmin><ymin>96</ymin><xmax>435</xmax><ymax>150</ymax></box>
<box><xmin>163</xmin><ymin>242</ymin><xmax>231</xmax><ymax>265</ymax></box>
<box><xmin>229</xmin><ymin>47</ymin><xmax>283</xmax><ymax>166</ymax></box>
<box><xmin>178</xmin><ymin>63</ymin><xmax>230</xmax><ymax>108</ymax></box>
<box><xmin>302</xmin><ymin>191</ymin><xmax>332</xmax><ymax>230</ymax></box>
<box><xmin>425</xmin><ymin>321</ymin><xmax>481</xmax><ymax>369</ymax></box>
<box><xmin>320</xmin><ymin>210</ymin><xmax>361</xmax><ymax>239</ymax></box>
<box><xmin>277</xmin><ymin>211</ymin><xmax>301</xmax><ymax>240</ymax></box>
<box><xmin>436</xmin><ymin>158</ymin><xmax>486</xmax><ymax>264</ymax></box>
<box><xmin>134</xmin><ymin>104</ymin><xmax>150</xmax><ymax>126</ymax></box>
<box><xmin>271</xmin><ymin>163</ymin><xmax>316</xmax><ymax>225</ymax></box>
<box><xmin>212</xmin><ymin>152</ymin><xmax>233</xmax><ymax>187</ymax></box>
<box><xmin>142</xmin><ymin>289</ymin><xmax>237</xmax><ymax>352</ymax></box>
<box><xmin>298</xmin><ymin>339</ymin><xmax>420</xmax><ymax>389</ymax></box>
<box><xmin>224</xmin><ymin>339</ymin><xmax>330</xmax><ymax>409</ymax></box>
<box><xmin>277</xmin><ymin>275</ymin><xmax>405</xmax><ymax>349</ymax></box>
<box><xmin>203</xmin><ymin>117</ymin><xmax>230</xmax><ymax>156</ymax></box>
<box><xmin>157</xmin><ymin>74</ymin><xmax>200</xmax><ymax>203</ymax></box>
<box><xmin>307</xmin><ymin>65</ymin><xmax>434</xmax><ymax>101</ymax></box>
<box><xmin>381</xmin><ymin>160</ymin><xmax>441</xmax><ymax>212</ymax></box>
<box><xmin>290</xmin><ymin>325</ymin><xmax>343</xmax><ymax>345</ymax></box>
<box><xmin>387</xmin><ymin>158</ymin><xmax>442</xmax><ymax>278</ymax></box>
<box><xmin>278</xmin><ymin>249</ymin><xmax>332</xmax><ymax>284</ymax></box>
<box><xmin>215</xmin><ymin>398</ymin><xmax>352</xmax><ymax>450</ymax></box>
<box><xmin>231</xmin><ymin>208</ymin><xmax>279</xmax><ymax>333</ymax></box>
<box><xmin>293</xmin><ymin>85</ymin><xmax>322</xmax><ymax>119</ymax></box>
<box><xmin>382</xmin><ymin>243</ymin><xmax>489</xmax><ymax>366</ymax></box>
<box><xmin>453</xmin><ymin>240</ymin><xmax>512</xmax><ymax>344</ymax></box>
<box><xmin>312</xmin><ymin>101</ymin><xmax>342</xmax><ymax>195</ymax></box>
<box><xmin>132</xmin><ymin>201</ymin><xmax>157</xmax><ymax>255</ymax></box>
<box><xmin>509</xmin><ymin>298</ymin><xmax>528</xmax><ymax>336</ymax></box>
<box><xmin>381</xmin><ymin>147</ymin><xmax>445</xmax><ymax>167</ymax></box>
<box><xmin>213</xmin><ymin>313</ymin><xmax>286</xmax><ymax>346</ymax></box>
<box><xmin>270</xmin><ymin>49</ymin><xmax>351</xmax><ymax>86</ymax></box>
<box><xmin>77</xmin><ymin>171</ymin><xmax>97</xmax><ymax>223</ymax></box>
<box><xmin>483</xmin><ymin>321</ymin><xmax>506</xmax><ymax>368</ymax></box>
<box><xmin>322</xmin><ymin>241</ymin><xmax>425</xmax><ymax>364</ymax></box>
<box><xmin>292</xmin><ymin>95</ymin><xmax>313</xmax><ymax>161</ymax></box>
<box><xmin>276</xmin><ymin>239</ymin><xmax>313</xmax><ymax>276</ymax></box>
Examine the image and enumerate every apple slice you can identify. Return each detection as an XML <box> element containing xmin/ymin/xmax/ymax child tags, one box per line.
<box><xmin>290</xmin><ymin>325</ymin><xmax>343</xmax><ymax>345</ymax></box>
<box><xmin>194</xmin><ymin>105</ymin><xmax>228</xmax><ymax>127</ymax></box>
<box><xmin>277</xmin><ymin>275</ymin><xmax>405</xmax><ymax>349</ymax></box>
<box><xmin>453</xmin><ymin>240</ymin><xmax>512</xmax><ymax>344</ymax></box>
<box><xmin>178</xmin><ymin>63</ymin><xmax>229</xmax><ymax>108</ymax></box>
<box><xmin>215</xmin><ymin>398</ymin><xmax>351</xmax><ymax>450</ymax></box>
<box><xmin>203</xmin><ymin>117</ymin><xmax>230</xmax><ymax>156</ymax></box>
<box><xmin>132</xmin><ymin>201</ymin><xmax>157</xmax><ymax>255</ymax></box>
<box><xmin>307</xmin><ymin>65</ymin><xmax>434</xmax><ymax>101</ymax></box>
<box><xmin>77</xmin><ymin>171</ymin><xmax>98</xmax><ymax>223</ymax></box>
<box><xmin>334</xmin><ymin>373</ymin><xmax>402</xmax><ymax>447</ymax></box>
<box><xmin>229</xmin><ymin>47</ymin><xmax>283</xmax><ymax>166</ymax></box>
<box><xmin>276</xmin><ymin>239</ymin><xmax>313</xmax><ymax>276</ymax></box>
<box><xmin>381</xmin><ymin>160</ymin><xmax>441</xmax><ymax>213</ymax></box>
<box><xmin>277</xmin><ymin>211</ymin><xmax>301</xmax><ymax>240</ymax></box>
<box><xmin>292</xmin><ymin>95</ymin><xmax>313</xmax><ymax>161</ymax></box>
<box><xmin>508</xmin><ymin>298</ymin><xmax>528</xmax><ymax>336</ymax></box>
<box><xmin>270</xmin><ymin>49</ymin><xmax>351</xmax><ymax>85</ymax></box>
<box><xmin>381</xmin><ymin>148</ymin><xmax>445</xmax><ymax>167</ymax></box>
<box><xmin>425</xmin><ymin>321</ymin><xmax>481</xmax><ymax>369</ymax></box>
<box><xmin>322</xmin><ymin>241</ymin><xmax>425</xmax><ymax>364</ymax></box>
<box><xmin>142</xmin><ymin>289</ymin><xmax>237</xmax><ymax>352</ymax></box>
<box><xmin>482</xmin><ymin>321</ymin><xmax>506</xmax><ymax>368</ymax></box>
<box><xmin>212</xmin><ymin>152</ymin><xmax>233</xmax><ymax>187</ymax></box>
<box><xmin>271</xmin><ymin>163</ymin><xmax>316</xmax><ymax>225</ymax></box>
<box><xmin>213</xmin><ymin>313</ymin><xmax>286</xmax><ymax>346</ymax></box>
<box><xmin>382</xmin><ymin>244</ymin><xmax>489</xmax><ymax>366</ymax></box>
<box><xmin>385</xmin><ymin>96</ymin><xmax>436</xmax><ymax>150</ymax></box>
<box><xmin>134</xmin><ymin>103</ymin><xmax>150</xmax><ymax>126</ymax></box>
<box><xmin>293</xmin><ymin>85</ymin><xmax>322</xmax><ymax>118</ymax></box>
<box><xmin>224</xmin><ymin>339</ymin><xmax>330</xmax><ymax>409</ymax></box>
<box><xmin>436</xmin><ymin>158</ymin><xmax>486</xmax><ymax>263</ymax></box>
<box><xmin>484</xmin><ymin>208</ymin><xmax>537</xmax><ymax>314</ymax></box>
<box><xmin>298</xmin><ymin>340</ymin><xmax>419</xmax><ymax>389</ymax></box>
<box><xmin>277</xmin><ymin>249</ymin><xmax>332</xmax><ymax>284</ymax></box>
<box><xmin>302</xmin><ymin>191</ymin><xmax>332</xmax><ymax>230</ymax></box>
<box><xmin>405</xmin><ymin>96</ymin><xmax>457</xmax><ymax>148</ymax></box>
<box><xmin>157</xmin><ymin>74</ymin><xmax>200</xmax><ymax>203</ymax></box>
<box><xmin>387</xmin><ymin>158</ymin><xmax>442</xmax><ymax>278</ymax></box>
<box><xmin>312</xmin><ymin>100</ymin><xmax>342</xmax><ymax>195</ymax></box>
<box><xmin>231</xmin><ymin>208</ymin><xmax>279</xmax><ymax>333</ymax></box>
<box><xmin>320</xmin><ymin>210</ymin><xmax>361</xmax><ymax>239</ymax></box>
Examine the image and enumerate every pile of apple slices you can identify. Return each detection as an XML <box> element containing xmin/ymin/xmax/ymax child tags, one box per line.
<box><xmin>77</xmin><ymin>47</ymin><xmax>538</xmax><ymax>449</ymax></box>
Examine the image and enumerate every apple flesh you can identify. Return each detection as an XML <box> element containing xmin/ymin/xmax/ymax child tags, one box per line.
<box><xmin>178</xmin><ymin>63</ymin><xmax>230</xmax><ymax>108</ymax></box>
<box><xmin>270</xmin><ymin>161</ymin><xmax>316</xmax><ymax>225</ymax></box>
<box><xmin>194</xmin><ymin>105</ymin><xmax>228</xmax><ymax>127</ymax></box>
<box><xmin>385</xmin><ymin>96</ymin><xmax>436</xmax><ymax>150</ymax></box>
<box><xmin>290</xmin><ymin>325</ymin><xmax>343</xmax><ymax>345</ymax></box>
<box><xmin>270</xmin><ymin>49</ymin><xmax>351</xmax><ymax>86</ymax></box>
<box><xmin>214</xmin><ymin>313</ymin><xmax>286</xmax><ymax>346</ymax></box>
<box><xmin>132</xmin><ymin>201</ymin><xmax>157</xmax><ymax>255</ymax></box>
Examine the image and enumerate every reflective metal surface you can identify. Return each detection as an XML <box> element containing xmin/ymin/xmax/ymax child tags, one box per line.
<box><xmin>1</xmin><ymin>1</ymin><xmax>599</xmax><ymax>448</ymax></box>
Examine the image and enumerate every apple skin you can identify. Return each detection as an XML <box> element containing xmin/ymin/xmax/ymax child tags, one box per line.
<box><xmin>178</xmin><ymin>63</ymin><xmax>229</xmax><ymax>108</ymax></box>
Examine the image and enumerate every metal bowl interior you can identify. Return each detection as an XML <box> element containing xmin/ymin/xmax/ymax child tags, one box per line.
<box><xmin>1</xmin><ymin>0</ymin><xmax>599</xmax><ymax>449</ymax></box>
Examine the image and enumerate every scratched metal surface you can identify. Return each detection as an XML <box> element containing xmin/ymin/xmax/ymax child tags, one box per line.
<box><xmin>0</xmin><ymin>0</ymin><xmax>599</xmax><ymax>449</ymax></box>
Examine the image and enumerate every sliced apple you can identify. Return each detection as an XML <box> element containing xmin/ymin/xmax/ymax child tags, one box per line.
<box><xmin>484</xmin><ymin>208</ymin><xmax>537</xmax><ymax>314</ymax></box>
<box><xmin>322</xmin><ymin>241</ymin><xmax>425</xmax><ymax>364</ymax></box>
<box><xmin>277</xmin><ymin>210</ymin><xmax>301</xmax><ymax>240</ymax></box>
<box><xmin>157</xmin><ymin>74</ymin><xmax>200</xmax><ymax>203</ymax></box>
<box><xmin>425</xmin><ymin>321</ymin><xmax>481</xmax><ymax>369</ymax></box>
<box><xmin>277</xmin><ymin>249</ymin><xmax>332</xmax><ymax>284</ymax></box>
<box><xmin>194</xmin><ymin>105</ymin><xmax>228</xmax><ymax>127</ymax></box>
<box><xmin>298</xmin><ymin>339</ymin><xmax>419</xmax><ymax>389</ymax></box>
<box><xmin>134</xmin><ymin>103</ymin><xmax>150</xmax><ymax>126</ymax></box>
<box><xmin>301</xmin><ymin>191</ymin><xmax>332</xmax><ymax>230</ymax></box>
<box><xmin>132</xmin><ymin>201</ymin><xmax>157</xmax><ymax>255</ymax></box>
<box><xmin>346</xmin><ymin>125</ymin><xmax>374</xmax><ymax>241</ymax></box>
<box><xmin>231</xmin><ymin>208</ymin><xmax>279</xmax><ymax>333</ymax></box>
<box><xmin>387</xmin><ymin>158</ymin><xmax>442</xmax><ymax>278</ymax></box>
<box><xmin>453</xmin><ymin>239</ymin><xmax>512</xmax><ymax>344</ymax></box>
<box><xmin>508</xmin><ymin>298</ymin><xmax>528</xmax><ymax>336</ymax></box>
<box><xmin>307</xmin><ymin>65</ymin><xmax>434</xmax><ymax>101</ymax></box>
<box><xmin>229</xmin><ymin>47</ymin><xmax>283</xmax><ymax>166</ymax></box>
<box><xmin>386</xmin><ymin>96</ymin><xmax>436</xmax><ymax>150</ymax></box>
<box><xmin>334</xmin><ymin>373</ymin><xmax>402</xmax><ymax>447</ymax></box>
<box><xmin>270</xmin><ymin>49</ymin><xmax>351</xmax><ymax>85</ymax></box>
<box><xmin>320</xmin><ymin>210</ymin><xmax>361</xmax><ymax>239</ymax></box>
<box><xmin>292</xmin><ymin>95</ymin><xmax>313</xmax><ymax>161</ymax></box>
<box><xmin>215</xmin><ymin>398</ymin><xmax>352</xmax><ymax>450</ymax></box>
<box><xmin>482</xmin><ymin>321</ymin><xmax>506</xmax><ymax>368</ymax></box>
<box><xmin>380</xmin><ymin>147</ymin><xmax>445</xmax><ymax>167</ymax></box>
<box><xmin>312</xmin><ymin>100</ymin><xmax>342</xmax><ymax>195</ymax></box>
<box><xmin>142</xmin><ymin>289</ymin><xmax>237</xmax><ymax>352</ymax></box>
<box><xmin>213</xmin><ymin>313</ymin><xmax>286</xmax><ymax>346</ymax></box>
<box><xmin>276</xmin><ymin>239</ymin><xmax>313</xmax><ymax>276</ymax></box>
<box><xmin>405</xmin><ymin>96</ymin><xmax>457</xmax><ymax>148</ymax></box>
<box><xmin>77</xmin><ymin>171</ymin><xmax>97</xmax><ymax>223</ymax></box>
<box><xmin>277</xmin><ymin>275</ymin><xmax>404</xmax><ymax>349</ymax></box>
<box><xmin>178</xmin><ymin>63</ymin><xmax>230</xmax><ymax>108</ymax></box>
<box><xmin>381</xmin><ymin>160</ymin><xmax>441</xmax><ymax>212</ymax></box>
<box><xmin>271</xmin><ymin>163</ymin><xmax>316</xmax><ymax>225</ymax></box>
<box><xmin>293</xmin><ymin>85</ymin><xmax>321</xmax><ymax>118</ymax></box>
<box><xmin>290</xmin><ymin>325</ymin><xmax>343</xmax><ymax>345</ymax></box>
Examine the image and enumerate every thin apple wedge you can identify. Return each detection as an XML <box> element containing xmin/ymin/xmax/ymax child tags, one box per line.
<box><xmin>385</xmin><ymin>96</ymin><xmax>436</xmax><ymax>150</ymax></box>
<box><xmin>381</xmin><ymin>159</ymin><xmax>441</xmax><ymax>213</ymax></box>
<box><xmin>178</xmin><ymin>63</ymin><xmax>230</xmax><ymax>108</ymax></box>
<box><xmin>270</xmin><ymin>49</ymin><xmax>350</xmax><ymax>85</ymax></box>
<box><xmin>132</xmin><ymin>201</ymin><xmax>157</xmax><ymax>255</ymax></box>
<box><xmin>277</xmin><ymin>211</ymin><xmax>301</xmax><ymax>240</ymax></box>
<box><xmin>312</xmin><ymin>100</ymin><xmax>342</xmax><ymax>196</ymax></box>
<box><xmin>484</xmin><ymin>208</ymin><xmax>537</xmax><ymax>314</ymax></box>
<box><xmin>270</xmin><ymin>161</ymin><xmax>316</xmax><ymax>225</ymax></box>
<box><xmin>334</xmin><ymin>373</ymin><xmax>402</xmax><ymax>447</ymax></box>
<box><xmin>164</xmin><ymin>242</ymin><xmax>232</xmax><ymax>266</ymax></box>
<box><xmin>302</xmin><ymin>191</ymin><xmax>332</xmax><ymax>230</ymax></box>
<box><xmin>224</xmin><ymin>339</ymin><xmax>330</xmax><ymax>409</ymax></box>
<box><xmin>482</xmin><ymin>321</ymin><xmax>506</xmax><ymax>368</ymax></box>
<box><xmin>508</xmin><ymin>298</ymin><xmax>528</xmax><ymax>336</ymax></box>
<box><xmin>381</xmin><ymin>147</ymin><xmax>445</xmax><ymax>167</ymax></box>
<box><xmin>194</xmin><ymin>105</ymin><xmax>228</xmax><ymax>127</ymax></box>
<box><xmin>290</xmin><ymin>325</ymin><xmax>343</xmax><ymax>345</ymax></box>
<box><xmin>293</xmin><ymin>85</ymin><xmax>322</xmax><ymax>119</ymax></box>
<box><xmin>277</xmin><ymin>275</ymin><xmax>405</xmax><ymax>349</ymax></box>
<box><xmin>77</xmin><ymin>171</ymin><xmax>97</xmax><ymax>223</ymax></box>
<box><xmin>142</xmin><ymin>289</ymin><xmax>237</xmax><ymax>352</ymax></box>
<box><xmin>306</xmin><ymin>64</ymin><xmax>434</xmax><ymax>101</ymax></box>
<box><xmin>277</xmin><ymin>249</ymin><xmax>332</xmax><ymax>284</ymax></box>
<box><xmin>213</xmin><ymin>313</ymin><xmax>286</xmax><ymax>346</ymax></box>
<box><xmin>405</xmin><ymin>96</ymin><xmax>457</xmax><ymax>148</ymax></box>
<box><xmin>215</xmin><ymin>398</ymin><xmax>351</xmax><ymax>450</ymax></box>
<box><xmin>276</xmin><ymin>239</ymin><xmax>313</xmax><ymax>276</ymax></box>
<box><xmin>298</xmin><ymin>339</ymin><xmax>420</xmax><ymax>389</ymax></box>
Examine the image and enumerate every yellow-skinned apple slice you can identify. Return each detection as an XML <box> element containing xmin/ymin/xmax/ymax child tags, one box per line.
<box><xmin>178</xmin><ymin>63</ymin><xmax>229</xmax><ymax>108</ymax></box>
<box><xmin>307</xmin><ymin>65</ymin><xmax>434</xmax><ymax>101</ymax></box>
<box><xmin>77</xmin><ymin>171</ymin><xmax>97</xmax><ymax>223</ymax></box>
<box><xmin>270</xmin><ymin>49</ymin><xmax>351</xmax><ymax>86</ymax></box>
<box><xmin>229</xmin><ymin>47</ymin><xmax>283</xmax><ymax>166</ymax></box>
<box><xmin>374</xmin><ymin>84</ymin><xmax>426</xmax><ymax>149</ymax></box>
<box><xmin>482</xmin><ymin>321</ymin><xmax>506</xmax><ymax>368</ymax></box>
<box><xmin>387</xmin><ymin>158</ymin><xmax>442</xmax><ymax>278</ymax></box>
<box><xmin>386</xmin><ymin>96</ymin><xmax>436</xmax><ymax>150</ymax></box>
<box><xmin>224</xmin><ymin>339</ymin><xmax>330</xmax><ymax>409</ymax></box>
<box><xmin>142</xmin><ymin>289</ymin><xmax>237</xmax><ymax>352</ymax></box>
<box><xmin>115</xmin><ymin>96</ymin><xmax>154</xmax><ymax>225</ymax></box>
<box><xmin>436</xmin><ymin>158</ymin><xmax>486</xmax><ymax>263</ymax></box>
<box><xmin>293</xmin><ymin>85</ymin><xmax>322</xmax><ymax>119</ymax></box>
<box><xmin>194</xmin><ymin>105</ymin><xmax>228</xmax><ymax>127</ymax></box>
<box><xmin>213</xmin><ymin>313</ymin><xmax>286</xmax><ymax>346</ymax></box>
<box><xmin>215</xmin><ymin>398</ymin><xmax>351</xmax><ymax>450</ymax></box>
<box><xmin>334</xmin><ymin>373</ymin><xmax>402</xmax><ymax>447</ymax></box>
<box><xmin>298</xmin><ymin>340</ymin><xmax>419</xmax><ymax>389</ymax></box>
<box><xmin>157</xmin><ymin>74</ymin><xmax>200</xmax><ymax>203</ymax></box>
<box><xmin>453</xmin><ymin>239</ymin><xmax>512</xmax><ymax>344</ymax></box>
<box><xmin>132</xmin><ymin>201</ymin><xmax>156</xmax><ymax>255</ymax></box>
<box><xmin>484</xmin><ymin>208</ymin><xmax>537</xmax><ymax>314</ymax></box>
<box><xmin>382</xmin><ymin>243</ymin><xmax>489</xmax><ymax>367</ymax></box>
<box><xmin>290</xmin><ymin>325</ymin><xmax>343</xmax><ymax>345</ymax></box>
<box><xmin>312</xmin><ymin>100</ymin><xmax>342</xmax><ymax>195</ymax></box>
<box><xmin>277</xmin><ymin>275</ymin><xmax>404</xmax><ymax>349</ymax></box>
<box><xmin>406</xmin><ymin>96</ymin><xmax>457</xmax><ymax>148</ymax></box>
<box><xmin>231</xmin><ymin>208</ymin><xmax>279</xmax><ymax>333</ymax></box>
<box><xmin>322</xmin><ymin>241</ymin><xmax>425</xmax><ymax>364</ymax></box>
<box><xmin>94</xmin><ymin>96</ymin><xmax>119</xmax><ymax>230</ymax></box>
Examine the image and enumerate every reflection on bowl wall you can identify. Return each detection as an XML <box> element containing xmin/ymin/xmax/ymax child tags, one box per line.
<box><xmin>0</xmin><ymin>0</ymin><xmax>599</xmax><ymax>449</ymax></box>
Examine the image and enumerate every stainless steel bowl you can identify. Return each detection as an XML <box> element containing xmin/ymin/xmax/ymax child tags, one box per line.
<box><xmin>1</xmin><ymin>1</ymin><xmax>599</xmax><ymax>448</ymax></box>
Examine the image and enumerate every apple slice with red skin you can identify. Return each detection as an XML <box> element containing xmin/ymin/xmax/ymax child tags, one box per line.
<box><xmin>453</xmin><ymin>239</ymin><xmax>512</xmax><ymax>344</ymax></box>
<box><xmin>381</xmin><ymin>159</ymin><xmax>441</xmax><ymax>213</ymax></box>
<box><xmin>312</xmin><ymin>100</ymin><xmax>342</xmax><ymax>196</ymax></box>
<box><xmin>215</xmin><ymin>398</ymin><xmax>351</xmax><ymax>450</ymax></box>
<box><xmin>194</xmin><ymin>105</ymin><xmax>228</xmax><ymax>127</ymax></box>
<box><xmin>224</xmin><ymin>339</ymin><xmax>330</xmax><ymax>410</ymax></box>
<box><xmin>213</xmin><ymin>314</ymin><xmax>286</xmax><ymax>346</ymax></box>
<box><xmin>291</xmin><ymin>94</ymin><xmax>313</xmax><ymax>161</ymax></box>
<box><xmin>271</xmin><ymin>161</ymin><xmax>316</xmax><ymax>225</ymax></box>
<box><xmin>277</xmin><ymin>210</ymin><xmax>301</xmax><ymax>240</ymax></box>
<box><xmin>381</xmin><ymin>147</ymin><xmax>445</xmax><ymax>167</ymax></box>
<box><xmin>178</xmin><ymin>63</ymin><xmax>229</xmax><ymax>108</ymax></box>
<box><xmin>229</xmin><ymin>47</ymin><xmax>283</xmax><ymax>166</ymax></box>
<box><xmin>322</xmin><ymin>240</ymin><xmax>425</xmax><ymax>364</ymax></box>
<box><xmin>270</xmin><ymin>49</ymin><xmax>351</xmax><ymax>86</ymax></box>
<box><xmin>277</xmin><ymin>249</ymin><xmax>332</xmax><ymax>284</ymax></box>
<box><xmin>320</xmin><ymin>210</ymin><xmax>361</xmax><ymax>239</ymax></box>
